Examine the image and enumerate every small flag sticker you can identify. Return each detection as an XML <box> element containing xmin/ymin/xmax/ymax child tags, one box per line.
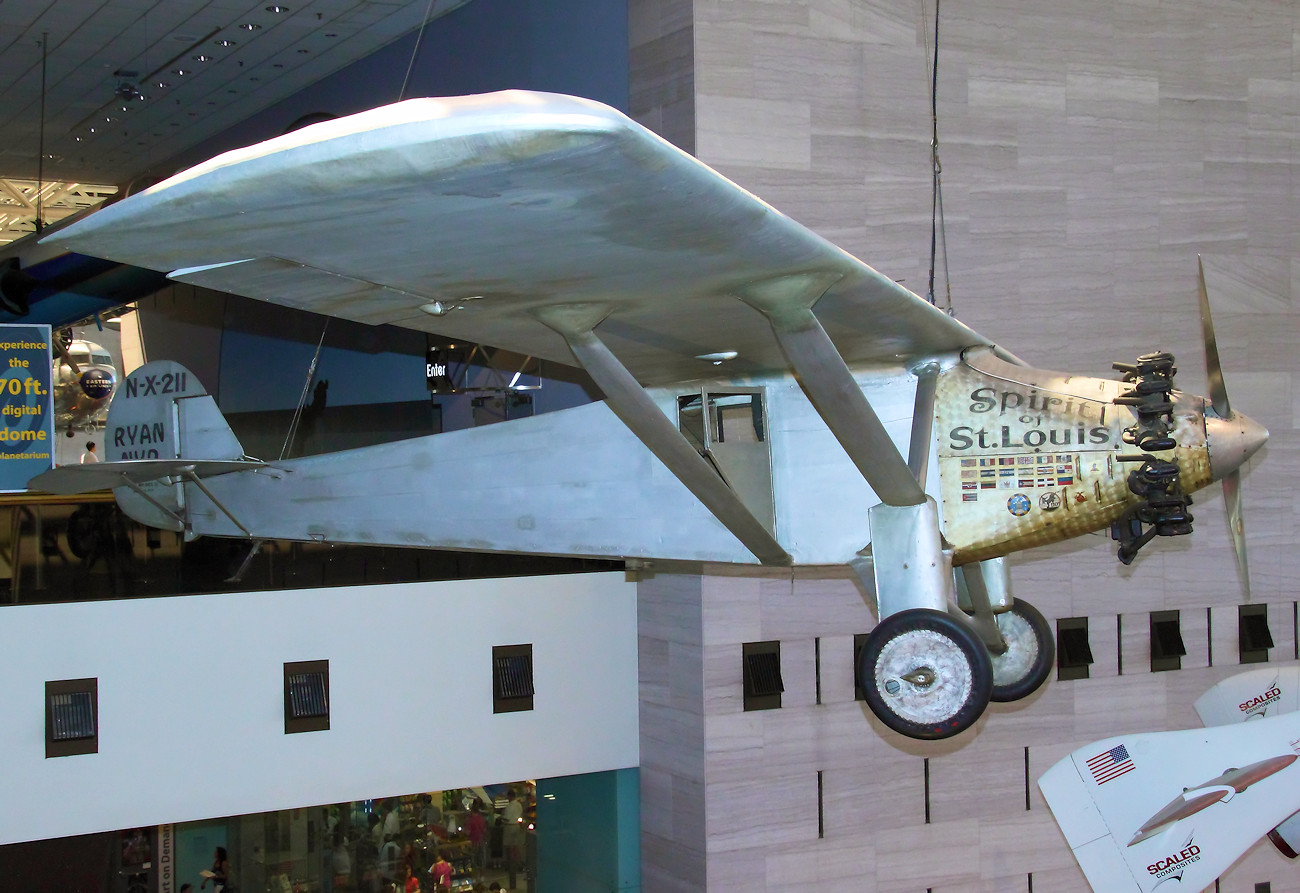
<box><xmin>1087</xmin><ymin>744</ymin><xmax>1135</xmax><ymax>785</ymax></box>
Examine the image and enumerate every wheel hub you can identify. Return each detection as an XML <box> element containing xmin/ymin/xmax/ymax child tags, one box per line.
<box><xmin>901</xmin><ymin>667</ymin><xmax>936</xmax><ymax>687</ymax></box>
<box><xmin>874</xmin><ymin>628</ymin><xmax>974</xmax><ymax>725</ymax></box>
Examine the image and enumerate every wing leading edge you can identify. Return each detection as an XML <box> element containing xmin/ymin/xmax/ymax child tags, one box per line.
<box><xmin>47</xmin><ymin>90</ymin><xmax>991</xmax><ymax>384</ymax></box>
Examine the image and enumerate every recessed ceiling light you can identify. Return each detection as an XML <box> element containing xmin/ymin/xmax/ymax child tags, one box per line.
<box><xmin>156</xmin><ymin>81</ymin><xmax>170</xmax><ymax>88</ymax></box>
<box><xmin>297</xmin><ymin>48</ymin><xmax>309</xmax><ymax>54</ymax></box>
<box><xmin>174</xmin><ymin>68</ymin><xmax>188</xmax><ymax>76</ymax></box>
<box><xmin>240</xmin><ymin>23</ymin><xmax>262</xmax><ymax>31</ymax></box>
<box><xmin>266</xmin><ymin>5</ymin><xmax>289</xmax><ymax>12</ymax></box>
<box><xmin>215</xmin><ymin>39</ymin><xmax>236</xmax><ymax>47</ymax></box>
<box><xmin>192</xmin><ymin>54</ymin><xmax>211</xmax><ymax>62</ymax></box>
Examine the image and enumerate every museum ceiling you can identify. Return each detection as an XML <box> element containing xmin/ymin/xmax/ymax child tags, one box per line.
<box><xmin>0</xmin><ymin>0</ymin><xmax>470</xmax><ymax>243</ymax></box>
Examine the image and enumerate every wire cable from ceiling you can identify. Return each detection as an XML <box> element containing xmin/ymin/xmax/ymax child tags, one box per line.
<box><xmin>921</xmin><ymin>0</ymin><xmax>953</xmax><ymax>314</ymax></box>
<box><xmin>36</xmin><ymin>32</ymin><xmax>48</xmax><ymax>233</ymax></box>
<box><xmin>398</xmin><ymin>0</ymin><xmax>439</xmax><ymax>102</ymax></box>
<box><xmin>280</xmin><ymin>319</ymin><xmax>330</xmax><ymax>461</ymax></box>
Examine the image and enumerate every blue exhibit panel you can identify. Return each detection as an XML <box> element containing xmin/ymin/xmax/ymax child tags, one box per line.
<box><xmin>0</xmin><ymin>324</ymin><xmax>54</xmax><ymax>490</ymax></box>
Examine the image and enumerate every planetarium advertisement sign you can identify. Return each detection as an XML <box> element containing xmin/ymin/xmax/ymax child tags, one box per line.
<box><xmin>0</xmin><ymin>324</ymin><xmax>54</xmax><ymax>491</ymax></box>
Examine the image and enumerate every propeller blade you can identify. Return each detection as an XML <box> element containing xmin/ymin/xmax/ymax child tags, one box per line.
<box><xmin>1222</xmin><ymin>467</ymin><xmax>1251</xmax><ymax>601</ymax></box>
<box><xmin>1198</xmin><ymin>255</ymin><xmax>1231</xmax><ymax>418</ymax></box>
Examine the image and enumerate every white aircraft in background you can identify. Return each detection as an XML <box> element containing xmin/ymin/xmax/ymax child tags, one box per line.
<box><xmin>1040</xmin><ymin>665</ymin><xmax>1300</xmax><ymax>891</ymax></box>
<box><xmin>53</xmin><ymin>336</ymin><xmax>116</xmax><ymax>438</ymax></box>
<box><xmin>26</xmin><ymin>91</ymin><xmax>1268</xmax><ymax>740</ymax></box>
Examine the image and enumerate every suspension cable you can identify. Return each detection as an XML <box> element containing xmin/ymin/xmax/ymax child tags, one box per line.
<box><xmin>922</xmin><ymin>0</ymin><xmax>952</xmax><ymax>313</ymax></box>
<box><xmin>280</xmin><ymin>320</ymin><xmax>329</xmax><ymax>460</ymax></box>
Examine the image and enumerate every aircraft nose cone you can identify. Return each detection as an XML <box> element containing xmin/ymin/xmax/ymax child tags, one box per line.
<box><xmin>1206</xmin><ymin>410</ymin><xmax>1269</xmax><ymax>481</ymax></box>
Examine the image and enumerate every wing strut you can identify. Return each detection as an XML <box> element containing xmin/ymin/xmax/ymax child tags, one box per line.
<box><xmin>533</xmin><ymin>303</ymin><xmax>791</xmax><ymax>567</ymax></box>
<box><xmin>736</xmin><ymin>273</ymin><xmax>927</xmax><ymax>507</ymax></box>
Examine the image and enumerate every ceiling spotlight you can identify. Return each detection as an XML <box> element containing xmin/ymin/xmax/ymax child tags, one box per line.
<box><xmin>239</xmin><ymin>23</ymin><xmax>262</xmax><ymax>31</ymax></box>
<box><xmin>156</xmin><ymin>81</ymin><xmax>170</xmax><ymax>88</ymax></box>
<box><xmin>192</xmin><ymin>54</ymin><xmax>211</xmax><ymax>62</ymax></box>
<box><xmin>266</xmin><ymin>5</ymin><xmax>290</xmax><ymax>12</ymax></box>
<box><xmin>174</xmin><ymin>68</ymin><xmax>189</xmax><ymax>76</ymax></box>
<box><xmin>215</xmin><ymin>39</ymin><xmax>236</xmax><ymax>47</ymax></box>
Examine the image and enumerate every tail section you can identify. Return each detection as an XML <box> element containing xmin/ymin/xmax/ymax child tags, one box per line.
<box><xmin>1039</xmin><ymin>712</ymin><xmax>1300</xmax><ymax>891</ymax></box>
<box><xmin>1194</xmin><ymin>664</ymin><xmax>1300</xmax><ymax>727</ymax></box>
<box><xmin>104</xmin><ymin>361</ymin><xmax>244</xmax><ymax>530</ymax></box>
<box><xmin>27</xmin><ymin>361</ymin><xmax>261</xmax><ymax>533</ymax></box>
<box><xmin>1194</xmin><ymin>664</ymin><xmax>1300</xmax><ymax>859</ymax></box>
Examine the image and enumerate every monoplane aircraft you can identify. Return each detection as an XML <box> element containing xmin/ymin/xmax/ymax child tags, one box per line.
<box><xmin>1041</xmin><ymin>665</ymin><xmax>1300</xmax><ymax>891</ymax></box>
<box><xmin>25</xmin><ymin>91</ymin><xmax>1268</xmax><ymax>740</ymax></box>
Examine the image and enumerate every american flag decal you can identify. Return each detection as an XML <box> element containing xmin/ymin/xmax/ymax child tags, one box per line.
<box><xmin>1087</xmin><ymin>744</ymin><xmax>1135</xmax><ymax>785</ymax></box>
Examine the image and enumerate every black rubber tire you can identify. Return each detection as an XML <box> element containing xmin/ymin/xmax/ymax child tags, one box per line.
<box><xmin>858</xmin><ymin>608</ymin><xmax>993</xmax><ymax>740</ymax></box>
<box><xmin>989</xmin><ymin>599</ymin><xmax>1055</xmax><ymax>703</ymax></box>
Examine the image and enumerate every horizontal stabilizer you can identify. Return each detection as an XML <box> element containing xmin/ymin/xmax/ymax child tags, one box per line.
<box><xmin>29</xmin><ymin>458</ymin><xmax>265</xmax><ymax>495</ymax></box>
<box><xmin>1040</xmin><ymin>712</ymin><xmax>1300</xmax><ymax>892</ymax></box>
<box><xmin>29</xmin><ymin>360</ymin><xmax>256</xmax><ymax>532</ymax></box>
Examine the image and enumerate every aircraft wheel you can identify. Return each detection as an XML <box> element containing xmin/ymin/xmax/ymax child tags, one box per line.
<box><xmin>989</xmin><ymin>599</ymin><xmax>1055</xmax><ymax>702</ymax></box>
<box><xmin>858</xmin><ymin>608</ymin><xmax>993</xmax><ymax>740</ymax></box>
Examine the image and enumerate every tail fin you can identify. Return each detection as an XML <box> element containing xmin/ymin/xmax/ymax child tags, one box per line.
<box><xmin>1039</xmin><ymin>712</ymin><xmax>1300</xmax><ymax>891</ymax></box>
<box><xmin>1194</xmin><ymin>664</ymin><xmax>1300</xmax><ymax>727</ymax></box>
<box><xmin>104</xmin><ymin>361</ymin><xmax>244</xmax><ymax>530</ymax></box>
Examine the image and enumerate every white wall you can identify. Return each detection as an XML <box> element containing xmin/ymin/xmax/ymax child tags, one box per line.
<box><xmin>0</xmin><ymin>571</ymin><xmax>639</xmax><ymax>845</ymax></box>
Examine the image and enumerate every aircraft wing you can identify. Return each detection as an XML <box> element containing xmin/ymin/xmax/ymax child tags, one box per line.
<box><xmin>1039</xmin><ymin>714</ymin><xmax>1300</xmax><ymax>892</ymax></box>
<box><xmin>44</xmin><ymin>90</ymin><xmax>992</xmax><ymax>385</ymax></box>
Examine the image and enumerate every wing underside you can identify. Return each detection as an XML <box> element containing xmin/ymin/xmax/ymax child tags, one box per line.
<box><xmin>48</xmin><ymin>91</ymin><xmax>989</xmax><ymax>384</ymax></box>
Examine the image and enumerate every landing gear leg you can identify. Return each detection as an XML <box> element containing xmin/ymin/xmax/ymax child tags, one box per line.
<box><xmin>858</xmin><ymin>608</ymin><xmax>993</xmax><ymax>740</ymax></box>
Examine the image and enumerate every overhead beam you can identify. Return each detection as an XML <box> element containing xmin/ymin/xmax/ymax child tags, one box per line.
<box><xmin>737</xmin><ymin>273</ymin><xmax>927</xmax><ymax>507</ymax></box>
<box><xmin>534</xmin><ymin>303</ymin><xmax>791</xmax><ymax>567</ymax></box>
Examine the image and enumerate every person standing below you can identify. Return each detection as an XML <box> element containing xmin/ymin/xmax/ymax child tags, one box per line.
<box><xmin>429</xmin><ymin>851</ymin><xmax>452</xmax><ymax>891</ymax></box>
<box><xmin>502</xmin><ymin>790</ymin><xmax>524</xmax><ymax>876</ymax></box>
<box><xmin>465</xmin><ymin>802</ymin><xmax>487</xmax><ymax>872</ymax></box>
<box><xmin>200</xmin><ymin>846</ymin><xmax>230</xmax><ymax>893</ymax></box>
<box><xmin>80</xmin><ymin>441</ymin><xmax>99</xmax><ymax>463</ymax></box>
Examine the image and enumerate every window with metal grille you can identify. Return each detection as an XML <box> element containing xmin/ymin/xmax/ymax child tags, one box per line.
<box><xmin>1150</xmin><ymin>611</ymin><xmax>1186</xmax><ymax>672</ymax></box>
<box><xmin>493</xmin><ymin>644</ymin><xmax>534</xmax><ymax>713</ymax></box>
<box><xmin>46</xmin><ymin>678</ymin><xmax>97</xmax><ymax>757</ymax></box>
<box><xmin>284</xmin><ymin>660</ymin><xmax>329</xmax><ymax>733</ymax></box>
<box><xmin>743</xmin><ymin>641</ymin><xmax>783</xmax><ymax>711</ymax></box>
<box><xmin>1240</xmin><ymin>604</ymin><xmax>1274</xmax><ymax>664</ymax></box>
<box><xmin>1057</xmin><ymin>618</ymin><xmax>1094</xmax><ymax>681</ymax></box>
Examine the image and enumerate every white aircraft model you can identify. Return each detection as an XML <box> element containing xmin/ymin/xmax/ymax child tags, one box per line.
<box><xmin>53</xmin><ymin>336</ymin><xmax>117</xmax><ymax>437</ymax></box>
<box><xmin>26</xmin><ymin>91</ymin><xmax>1268</xmax><ymax>740</ymax></box>
<box><xmin>1040</xmin><ymin>665</ymin><xmax>1300</xmax><ymax>891</ymax></box>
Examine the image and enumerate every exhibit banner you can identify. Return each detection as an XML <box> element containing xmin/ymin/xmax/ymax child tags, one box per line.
<box><xmin>0</xmin><ymin>324</ymin><xmax>53</xmax><ymax>491</ymax></box>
